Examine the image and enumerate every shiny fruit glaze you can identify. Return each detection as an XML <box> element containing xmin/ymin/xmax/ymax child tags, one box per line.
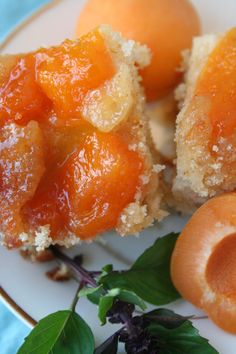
<box><xmin>25</xmin><ymin>131</ymin><xmax>143</xmax><ymax>239</ymax></box>
<box><xmin>37</xmin><ymin>31</ymin><xmax>115</xmax><ymax>121</ymax></box>
<box><xmin>0</xmin><ymin>29</ymin><xmax>144</xmax><ymax>246</ymax></box>
<box><xmin>0</xmin><ymin>55</ymin><xmax>52</xmax><ymax>125</ymax></box>
<box><xmin>195</xmin><ymin>28</ymin><xmax>236</xmax><ymax>140</ymax></box>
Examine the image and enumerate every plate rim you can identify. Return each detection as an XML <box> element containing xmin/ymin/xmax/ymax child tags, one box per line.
<box><xmin>0</xmin><ymin>287</ymin><xmax>36</xmax><ymax>328</ymax></box>
<box><xmin>0</xmin><ymin>0</ymin><xmax>63</xmax><ymax>52</ymax></box>
<box><xmin>0</xmin><ymin>0</ymin><xmax>65</xmax><ymax>328</ymax></box>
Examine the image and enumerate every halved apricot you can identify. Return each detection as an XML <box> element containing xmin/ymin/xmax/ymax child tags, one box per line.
<box><xmin>171</xmin><ymin>193</ymin><xmax>236</xmax><ymax>333</ymax></box>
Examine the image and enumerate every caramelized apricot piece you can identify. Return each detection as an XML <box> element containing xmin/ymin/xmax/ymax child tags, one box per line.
<box><xmin>58</xmin><ymin>132</ymin><xmax>143</xmax><ymax>238</ymax></box>
<box><xmin>0</xmin><ymin>55</ymin><xmax>51</xmax><ymax>125</ymax></box>
<box><xmin>0</xmin><ymin>122</ymin><xmax>45</xmax><ymax>247</ymax></box>
<box><xmin>195</xmin><ymin>28</ymin><xmax>236</xmax><ymax>140</ymax></box>
<box><xmin>171</xmin><ymin>193</ymin><xmax>236</xmax><ymax>333</ymax></box>
<box><xmin>26</xmin><ymin>130</ymin><xmax>143</xmax><ymax>239</ymax></box>
<box><xmin>23</xmin><ymin>177</ymin><xmax>63</xmax><ymax>238</ymax></box>
<box><xmin>37</xmin><ymin>30</ymin><xmax>115</xmax><ymax>120</ymax></box>
<box><xmin>22</xmin><ymin>122</ymin><xmax>95</xmax><ymax>235</ymax></box>
<box><xmin>0</xmin><ymin>29</ymin><xmax>115</xmax><ymax>126</ymax></box>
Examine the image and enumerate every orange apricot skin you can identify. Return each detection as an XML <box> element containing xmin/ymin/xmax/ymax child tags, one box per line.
<box><xmin>171</xmin><ymin>193</ymin><xmax>236</xmax><ymax>333</ymax></box>
<box><xmin>76</xmin><ymin>0</ymin><xmax>201</xmax><ymax>101</ymax></box>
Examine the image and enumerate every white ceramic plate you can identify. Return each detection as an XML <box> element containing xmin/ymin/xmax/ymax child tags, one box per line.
<box><xmin>0</xmin><ymin>0</ymin><xmax>236</xmax><ymax>352</ymax></box>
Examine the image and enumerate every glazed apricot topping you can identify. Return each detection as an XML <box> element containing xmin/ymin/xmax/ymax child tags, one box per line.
<box><xmin>0</xmin><ymin>55</ymin><xmax>52</xmax><ymax>126</ymax></box>
<box><xmin>25</xmin><ymin>130</ymin><xmax>143</xmax><ymax>239</ymax></box>
<box><xmin>0</xmin><ymin>29</ymin><xmax>144</xmax><ymax>246</ymax></box>
<box><xmin>37</xmin><ymin>31</ymin><xmax>115</xmax><ymax>121</ymax></box>
<box><xmin>195</xmin><ymin>28</ymin><xmax>236</xmax><ymax>140</ymax></box>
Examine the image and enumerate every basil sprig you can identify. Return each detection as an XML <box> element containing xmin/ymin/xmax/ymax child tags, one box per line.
<box><xmin>100</xmin><ymin>232</ymin><xmax>180</xmax><ymax>305</ymax></box>
<box><xmin>17</xmin><ymin>233</ymin><xmax>219</xmax><ymax>354</ymax></box>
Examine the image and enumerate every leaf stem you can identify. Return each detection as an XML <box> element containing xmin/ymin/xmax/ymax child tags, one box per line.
<box><xmin>70</xmin><ymin>282</ymin><xmax>85</xmax><ymax>312</ymax></box>
<box><xmin>50</xmin><ymin>246</ymin><xmax>97</xmax><ymax>287</ymax></box>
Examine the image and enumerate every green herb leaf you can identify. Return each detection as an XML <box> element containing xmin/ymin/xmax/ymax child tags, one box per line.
<box><xmin>98</xmin><ymin>296</ymin><xmax>114</xmax><ymax>325</ymax></box>
<box><xmin>102</xmin><ymin>264</ymin><xmax>113</xmax><ymax>274</ymax></box>
<box><xmin>117</xmin><ymin>289</ymin><xmax>146</xmax><ymax>311</ymax></box>
<box><xmin>95</xmin><ymin>334</ymin><xmax>119</xmax><ymax>354</ymax></box>
<box><xmin>107</xmin><ymin>288</ymin><xmax>121</xmax><ymax>297</ymax></box>
<box><xmin>147</xmin><ymin>310</ymin><xmax>218</xmax><ymax>354</ymax></box>
<box><xmin>87</xmin><ymin>286</ymin><xmax>105</xmax><ymax>305</ymax></box>
<box><xmin>79</xmin><ymin>285</ymin><xmax>103</xmax><ymax>298</ymax></box>
<box><xmin>98</xmin><ymin>264</ymin><xmax>114</xmax><ymax>282</ymax></box>
<box><xmin>17</xmin><ymin>310</ymin><xmax>94</xmax><ymax>354</ymax></box>
<box><xmin>100</xmin><ymin>233</ymin><xmax>180</xmax><ymax>305</ymax></box>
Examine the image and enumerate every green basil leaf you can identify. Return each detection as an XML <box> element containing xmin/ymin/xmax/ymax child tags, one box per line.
<box><xmin>102</xmin><ymin>264</ymin><xmax>113</xmax><ymax>274</ymax></box>
<box><xmin>148</xmin><ymin>319</ymin><xmax>218</xmax><ymax>354</ymax></box>
<box><xmin>98</xmin><ymin>264</ymin><xmax>114</xmax><ymax>281</ymax></box>
<box><xmin>87</xmin><ymin>286</ymin><xmax>105</xmax><ymax>305</ymax></box>
<box><xmin>17</xmin><ymin>310</ymin><xmax>94</xmax><ymax>354</ymax></box>
<box><xmin>95</xmin><ymin>334</ymin><xmax>119</xmax><ymax>354</ymax></box>
<box><xmin>79</xmin><ymin>285</ymin><xmax>103</xmax><ymax>298</ymax></box>
<box><xmin>98</xmin><ymin>296</ymin><xmax>114</xmax><ymax>325</ymax></box>
<box><xmin>107</xmin><ymin>288</ymin><xmax>121</xmax><ymax>297</ymax></box>
<box><xmin>100</xmin><ymin>233</ymin><xmax>179</xmax><ymax>305</ymax></box>
<box><xmin>118</xmin><ymin>289</ymin><xmax>146</xmax><ymax>311</ymax></box>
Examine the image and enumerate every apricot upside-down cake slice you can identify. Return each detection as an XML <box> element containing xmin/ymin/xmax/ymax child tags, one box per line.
<box><xmin>0</xmin><ymin>26</ymin><xmax>165</xmax><ymax>250</ymax></box>
<box><xmin>174</xmin><ymin>28</ymin><xmax>236</xmax><ymax>211</ymax></box>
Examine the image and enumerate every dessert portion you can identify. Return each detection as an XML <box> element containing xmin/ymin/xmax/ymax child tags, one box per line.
<box><xmin>173</xmin><ymin>28</ymin><xmax>236</xmax><ymax>210</ymax></box>
<box><xmin>0</xmin><ymin>26</ymin><xmax>164</xmax><ymax>250</ymax></box>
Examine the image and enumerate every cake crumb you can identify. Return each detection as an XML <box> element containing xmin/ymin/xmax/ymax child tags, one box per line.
<box><xmin>19</xmin><ymin>233</ymin><xmax>29</xmax><ymax>242</ymax></box>
<box><xmin>153</xmin><ymin>164</ymin><xmax>165</xmax><ymax>173</ymax></box>
<box><xmin>35</xmin><ymin>225</ymin><xmax>52</xmax><ymax>251</ymax></box>
<box><xmin>212</xmin><ymin>145</ymin><xmax>219</xmax><ymax>152</ymax></box>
